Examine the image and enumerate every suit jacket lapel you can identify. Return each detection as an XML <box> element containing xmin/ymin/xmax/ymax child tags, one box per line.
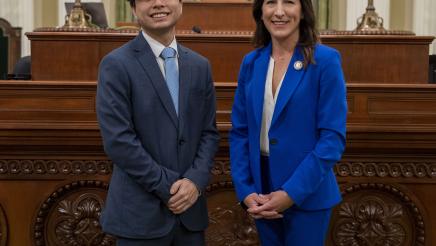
<box><xmin>132</xmin><ymin>34</ymin><xmax>178</xmax><ymax>128</ymax></box>
<box><xmin>271</xmin><ymin>46</ymin><xmax>305</xmax><ymax>127</ymax></box>
<box><xmin>177</xmin><ymin>44</ymin><xmax>191</xmax><ymax>138</ymax></box>
<box><xmin>251</xmin><ymin>43</ymin><xmax>272</xmax><ymax>129</ymax></box>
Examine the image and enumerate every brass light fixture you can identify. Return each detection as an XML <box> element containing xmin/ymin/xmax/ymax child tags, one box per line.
<box><xmin>355</xmin><ymin>0</ymin><xmax>386</xmax><ymax>32</ymax></box>
<box><xmin>63</xmin><ymin>0</ymin><xmax>92</xmax><ymax>28</ymax></box>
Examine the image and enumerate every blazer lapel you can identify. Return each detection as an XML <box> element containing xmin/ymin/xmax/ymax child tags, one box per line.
<box><xmin>132</xmin><ymin>34</ymin><xmax>178</xmax><ymax>128</ymax></box>
<box><xmin>271</xmin><ymin>46</ymin><xmax>306</xmax><ymax>127</ymax></box>
<box><xmin>251</xmin><ymin>44</ymin><xmax>272</xmax><ymax>129</ymax></box>
<box><xmin>176</xmin><ymin>44</ymin><xmax>191</xmax><ymax>138</ymax></box>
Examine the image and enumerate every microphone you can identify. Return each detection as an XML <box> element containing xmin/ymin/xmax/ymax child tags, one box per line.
<box><xmin>192</xmin><ymin>26</ymin><xmax>201</xmax><ymax>34</ymax></box>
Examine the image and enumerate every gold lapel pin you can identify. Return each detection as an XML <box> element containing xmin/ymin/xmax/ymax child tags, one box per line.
<box><xmin>294</xmin><ymin>61</ymin><xmax>303</xmax><ymax>71</ymax></box>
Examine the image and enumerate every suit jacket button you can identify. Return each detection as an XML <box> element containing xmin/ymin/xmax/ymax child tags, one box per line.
<box><xmin>270</xmin><ymin>139</ymin><xmax>278</xmax><ymax>145</ymax></box>
<box><xmin>179</xmin><ymin>139</ymin><xmax>185</xmax><ymax>145</ymax></box>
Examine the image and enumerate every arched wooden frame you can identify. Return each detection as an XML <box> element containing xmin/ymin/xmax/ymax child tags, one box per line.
<box><xmin>0</xmin><ymin>18</ymin><xmax>21</xmax><ymax>74</ymax></box>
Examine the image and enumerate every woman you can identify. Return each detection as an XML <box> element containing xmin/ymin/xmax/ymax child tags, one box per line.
<box><xmin>229</xmin><ymin>0</ymin><xmax>347</xmax><ymax>245</ymax></box>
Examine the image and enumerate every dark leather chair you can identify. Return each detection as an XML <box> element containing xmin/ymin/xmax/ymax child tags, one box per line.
<box><xmin>10</xmin><ymin>55</ymin><xmax>31</xmax><ymax>80</ymax></box>
<box><xmin>430</xmin><ymin>55</ymin><xmax>436</xmax><ymax>83</ymax></box>
<box><xmin>0</xmin><ymin>18</ymin><xmax>21</xmax><ymax>80</ymax></box>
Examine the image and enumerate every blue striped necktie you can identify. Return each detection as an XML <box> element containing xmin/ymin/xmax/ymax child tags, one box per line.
<box><xmin>160</xmin><ymin>47</ymin><xmax>179</xmax><ymax>115</ymax></box>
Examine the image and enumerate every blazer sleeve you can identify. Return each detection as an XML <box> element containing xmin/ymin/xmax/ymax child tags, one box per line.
<box><xmin>281</xmin><ymin>50</ymin><xmax>347</xmax><ymax>206</ymax></box>
<box><xmin>96</xmin><ymin>54</ymin><xmax>180</xmax><ymax>203</ymax></box>
<box><xmin>230</xmin><ymin>56</ymin><xmax>257</xmax><ymax>202</ymax></box>
<box><xmin>182</xmin><ymin>61</ymin><xmax>220</xmax><ymax>192</ymax></box>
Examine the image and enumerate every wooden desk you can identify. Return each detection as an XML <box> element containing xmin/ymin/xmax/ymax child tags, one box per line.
<box><xmin>27</xmin><ymin>29</ymin><xmax>434</xmax><ymax>83</ymax></box>
<box><xmin>0</xmin><ymin>81</ymin><xmax>436</xmax><ymax>245</ymax></box>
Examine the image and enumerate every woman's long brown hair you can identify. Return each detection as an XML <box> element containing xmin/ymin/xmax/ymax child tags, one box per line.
<box><xmin>252</xmin><ymin>0</ymin><xmax>320</xmax><ymax>67</ymax></box>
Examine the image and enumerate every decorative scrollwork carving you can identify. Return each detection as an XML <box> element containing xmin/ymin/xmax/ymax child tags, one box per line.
<box><xmin>335</xmin><ymin>162</ymin><xmax>436</xmax><ymax>178</ymax></box>
<box><xmin>0</xmin><ymin>160</ymin><xmax>112</xmax><ymax>176</ymax></box>
<box><xmin>3</xmin><ymin>159</ymin><xmax>435</xmax><ymax>179</ymax></box>
<box><xmin>211</xmin><ymin>160</ymin><xmax>436</xmax><ymax>178</ymax></box>
<box><xmin>54</xmin><ymin>194</ymin><xmax>108</xmax><ymax>245</ymax></box>
<box><xmin>335</xmin><ymin>197</ymin><xmax>406</xmax><ymax>245</ymax></box>
<box><xmin>211</xmin><ymin>159</ymin><xmax>231</xmax><ymax>176</ymax></box>
<box><xmin>206</xmin><ymin>181</ymin><xmax>258</xmax><ymax>246</ymax></box>
<box><xmin>33</xmin><ymin>180</ymin><xmax>115</xmax><ymax>246</ymax></box>
<box><xmin>331</xmin><ymin>183</ymin><xmax>425</xmax><ymax>246</ymax></box>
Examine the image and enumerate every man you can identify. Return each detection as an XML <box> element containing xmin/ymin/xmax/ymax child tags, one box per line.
<box><xmin>96</xmin><ymin>0</ymin><xmax>220</xmax><ymax>244</ymax></box>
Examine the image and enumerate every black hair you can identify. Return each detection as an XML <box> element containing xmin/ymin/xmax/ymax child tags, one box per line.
<box><xmin>128</xmin><ymin>0</ymin><xmax>135</xmax><ymax>8</ymax></box>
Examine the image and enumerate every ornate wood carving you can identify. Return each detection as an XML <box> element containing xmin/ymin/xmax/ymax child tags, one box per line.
<box><xmin>205</xmin><ymin>181</ymin><xmax>258</xmax><ymax>246</ymax></box>
<box><xmin>33</xmin><ymin>180</ymin><xmax>115</xmax><ymax>246</ymax></box>
<box><xmin>211</xmin><ymin>159</ymin><xmax>436</xmax><ymax>179</ymax></box>
<box><xmin>211</xmin><ymin>159</ymin><xmax>231</xmax><ymax>176</ymax></box>
<box><xmin>1</xmin><ymin>159</ymin><xmax>436</xmax><ymax>180</ymax></box>
<box><xmin>0</xmin><ymin>160</ymin><xmax>112</xmax><ymax>176</ymax></box>
<box><xmin>330</xmin><ymin>183</ymin><xmax>425</xmax><ymax>246</ymax></box>
<box><xmin>336</xmin><ymin>162</ymin><xmax>436</xmax><ymax>178</ymax></box>
<box><xmin>0</xmin><ymin>204</ymin><xmax>7</xmax><ymax>246</ymax></box>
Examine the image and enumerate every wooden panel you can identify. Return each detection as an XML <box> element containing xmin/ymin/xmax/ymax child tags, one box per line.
<box><xmin>28</xmin><ymin>31</ymin><xmax>133</xmax><ymax>81</ymax></box>
<box><xmin>176</xmin><ymin>1</ymin><xmax>255</xmax><ymax>31</ymax></box>
<box><xmin>325</xmin><ymin>36</ymin><xmax>432</xmax><ymax>83</ymax></box>
<box><xmin>181</xmin><ymin>37</ymin><xmax>253</xmax><ymax>82</ymax></box>
<box><xmin>368</xmin><ymin>98</ymin><xmax>436</xmax><ymax>115</ymax></box>
<box><xmin>32</xmin><ymin>41</ymin><xmax>99</xmax><ymax>81</ymax></box>
<box><xmin>346</xmin><ymin>84</ymin><xmax>436</xmax><ymax>134</ymax></box>
<box><xmin>215</xmin><ymin>82</ymin><xmax>235</xmax><ymax>131</ymax></box>
<box><xmin>0</xmin><ymin>81</ymin><xmax>97</xmax><ymax>129</ymax></box>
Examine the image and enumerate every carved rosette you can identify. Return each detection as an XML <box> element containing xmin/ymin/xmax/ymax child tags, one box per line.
<box><xmin>33</xmin><ymin>180</ymin><xmax>115</xmax><ymax>246</ymax></box>
<box><xmin>205</xmin><ymin>181</ymin><xmax>258</xmax><ymax>246</ymax></box>
<box><xmin>0</xmin><ymin>204</ymin><xmax>7</xmax><ymax>246</ymax></box>
<box><xmin>330</xmin><ymin>183</ymin><xmax>425</xmax><ymax>246</ymax></box>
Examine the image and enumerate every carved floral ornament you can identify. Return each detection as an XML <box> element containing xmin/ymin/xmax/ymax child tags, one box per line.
<box><xmin>205</xmin><ymin>182</ymin><xmax>427</xmax><ymax>246</ymax></box>
<box><xmin>205</xmin><ymin>181</ymin><xmax>259</xmax><ymax>246</ymax></box>
<box><xmin>33</xmin><ymin>180</ymin><xmax>115</xmax><ymax>246</ymax></box>
<box><xmin>30</xmin><ymin>180</ymin><xmax>427</xmax><ymax>245</ymax></box>
<box><xmin>33</xmin><ymin>179</ymin><xmax>257</xmax><ymax>246</ymax></box>
<box><xmin>331</xmin><ymin>183</ymin><xmax>425</xmax><ymax>246</ymax></box>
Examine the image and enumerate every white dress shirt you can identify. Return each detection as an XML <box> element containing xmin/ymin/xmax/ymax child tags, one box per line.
<box><xmin>141</xmin><ymin>30</ymin><xmax>179</xmax><ymax>78</ymax></box>
<box><xmin>260</xmin><ymin>57</ymin><xmax>285</xmax><ymax>156</ymax></box>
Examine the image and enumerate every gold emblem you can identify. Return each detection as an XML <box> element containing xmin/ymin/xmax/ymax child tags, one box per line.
<box><xmin>294</xmin><ymin>61</ymin><xmax>303</xmax><ymax>70</ymax></box>
<box><xmin>63</xmin><ymin>0</ymin><xmax>92</xmax><ymax>28</ymax></box>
